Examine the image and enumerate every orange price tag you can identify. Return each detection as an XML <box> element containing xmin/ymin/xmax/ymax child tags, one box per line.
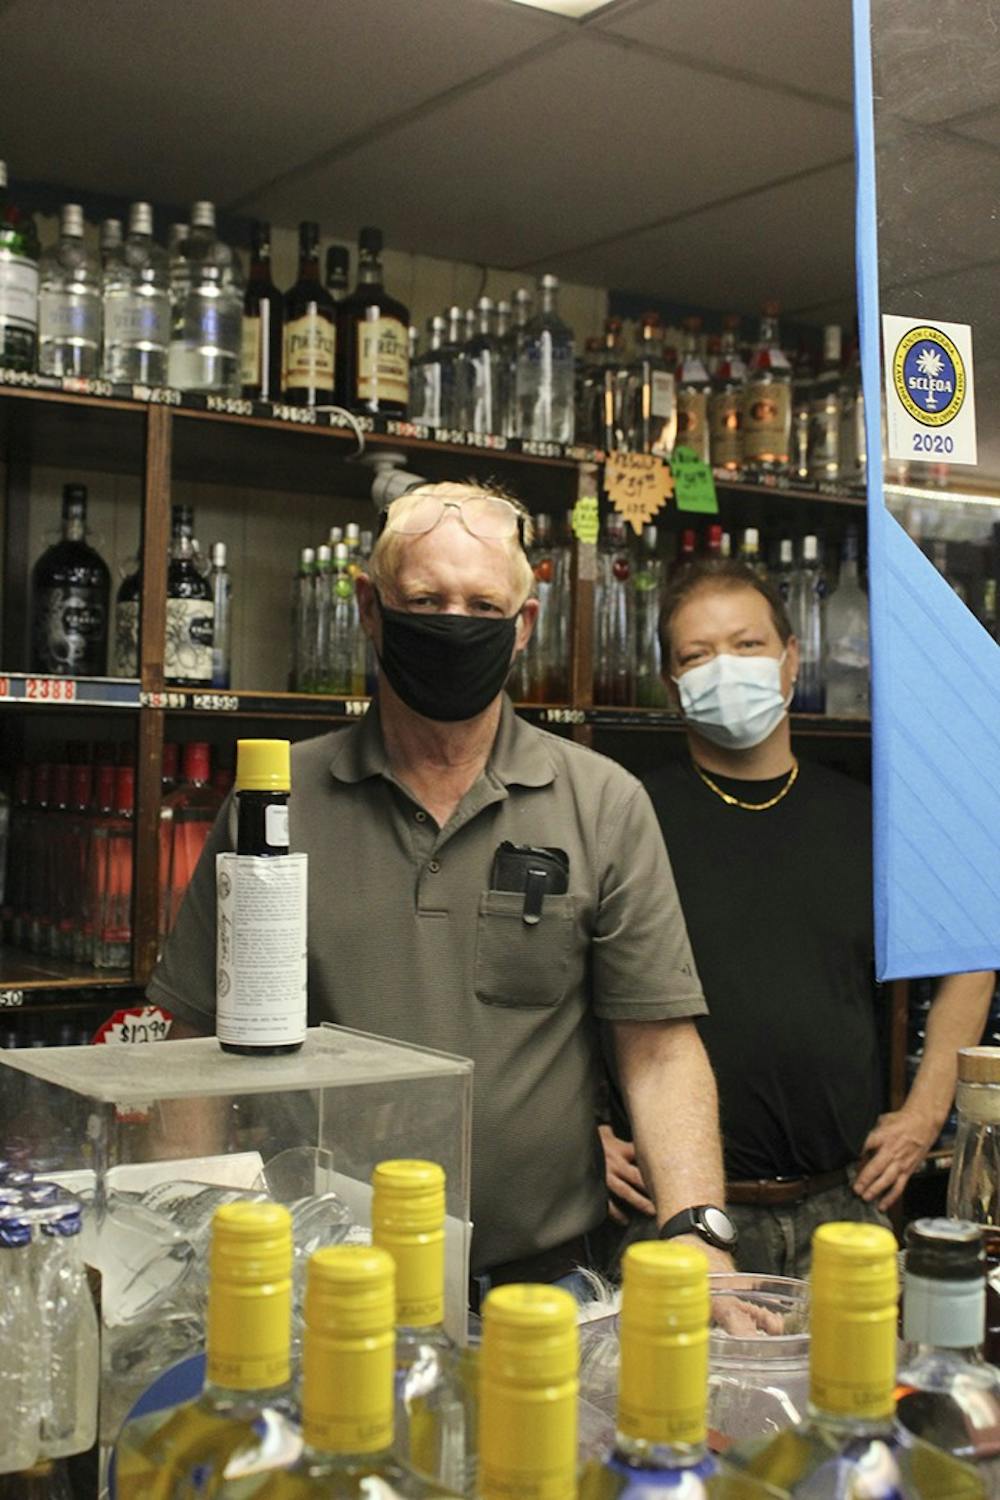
<box><xmin>604</xmin><ymin>451</ymin><xmax>673</xmax><ymax>534</ymax></box>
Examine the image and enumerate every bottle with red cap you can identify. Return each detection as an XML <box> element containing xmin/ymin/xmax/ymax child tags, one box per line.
<box><xmin>705</xmin><ymin>523</ymin><xmax>725</xmax><ymax>560</ymax></box>
<box><xmin>743</xmin><ymin>302</ymin><xmax>792</xmax><ymax>476</ymax></box>
<box><xmin>93</xmin><ymin>766</ymin><xmax>135</xmax><ymax>970</ymax></box>
<box><xmin>670</xmin><ymin>528</ymin><xmax>698</xmax><ymax>580</ymax></box>
<box><xmin>159</xmin><ymin>742</ymin><xmax>224</xmax><ymax>951</ymax></box>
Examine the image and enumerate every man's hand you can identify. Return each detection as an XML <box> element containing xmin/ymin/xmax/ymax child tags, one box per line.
<box><xmin>598</xmin><ymin>1124</ymin><xmax>656</xmax><ymax>1225</ymax></box>
<box><xmin>854</xmin><ymin>1106</ymin><xmax>939</xmax><ymax>1210</ymax></box>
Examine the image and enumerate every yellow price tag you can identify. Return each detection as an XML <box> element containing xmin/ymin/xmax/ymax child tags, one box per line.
<box><xmin>571</xmin><ymin>495</ymin><xmax>600</xmax><ymax>545</ymax></box>
<box><xmin>604</xmin><ymin>451</ymin><xmax>673</xmax><ymax>534</ymax></box>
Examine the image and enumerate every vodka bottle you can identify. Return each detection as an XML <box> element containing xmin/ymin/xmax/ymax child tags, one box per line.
<box><xmin>100</xmin><ymin>217</ymin><xmax>123</xmax><ymax>272</ymax></box>
<box><xmin>515</xmin><ymin>274</ymin><xmax>575</xmax><ymax>444</ymax></box>
<box><xmin>743</xmin><ymin>303</ymin><xmax>792</xmax><ymax>475</ymax></box>
<box><xmin>166</xmin><ymin>504</ymin><xmax>214</xmax><ymax>686</ymax></box>
<box><xmin>329</xmin><ymin>542</ymin><xmax>363</xmax><ymax>694</ymax></box>
<box><xmin>727</xmin><ymin>1223</ymin><xmax>983</xmax><ymax>1500</ymax></box>
<box><xmin>598</xmin><ymin>317</ymin><xmax>628</xmax><ymax>452</ymax></box>
<box><xmin>38</xmin><ymin>204</ymin><xmax>101</xmax><ymax>378</ymax></box>
<box><xmin>0</xmin><ymin>1215</ymin><xmax>42</xmax><ymax>1473</ymax></box>
<box><xmin>774</xmin><ymin>537</ymin><xmax>795</xmax><ymax>604</ymax></box>
<box><xmin>791</xmin><ymin>345</ymin><xmax>814</xmax><ymax>483</ymax></box>
<box><xmin>634</xmin><ymin>525</ymin><xmax>668</xmax><ymax>708</ymax></box>
<box><xmin>102</xmin><ymin>202</ymin><xmax>171</xmax><ymax>384</ymax></box>
<box><xmin>30</xmin><ymin>483</ymin><xmax>110</xmax><ymax>676</ymax></box>
<box><xmin>500</xmin><ymin>287</ymin><xmax>532</xmax><ymax>438</ymax></box>
<box><xmin>824</xmin><ymin>525</ymin><xmax>869</xmax><ymax>718</ymax></box>
<box><xmin>494</xmin><ymin>299</ymin><xmax>511</xmax><ymax>435</ymax></box>
<box><xmin>34</xmin><ymin>1203</ymin><xmax>99</xmax><ymax>1460</ymax></box>
<box><xmin>709</xmin><ymin>316</ymin><xmax>746</xmax><ymax>473</ymax></box>
<box><xmin>790</xmin><ymin>535</ymin><xmax>826</xmax><ymax>713</ymax></box>
<box><xmin>594</xmin><ymin>512</ymin><xmax>634</xmax><ymax>706</ymax></box>
<box><xmin>209</xmin><ymin>543</ymin><xmax>232</xmax><ymax>689</ymax></box>
<box><xmin>808</xmin><ymin>325</ymin><xmax>843</xmax><ymax>483</ymax></box>
<box><xmin>372</xmin><ymin>1161</ymin><xmax>474</xmax><ymax>1494</ymax></box>
<box><xmin>168</xmin><ymin>201</ymin><xmax>244</xmax><ymax>395</ymax></box>
<box><xmin>737</xmin><ymin>526</ymin><xmax>767</xmax><ymax>579</ymax></box>
<box><xmin>675</xmin><ymin>316</ymin><xmax>711</xmax><ymax>462</ymax></box>
<box><xmin>411</xmin><ymin>315</ymin><xmax>452</xmax><ymax>428</ymax></box>
<box><xmin>463</xmin><ymin>296</ymin><xmax>502</xmax><ymax>436</ymax></box>
<box><xmin>0</xmin><ymin>160</ymin><xmax>41</xmax><ymax>372</ymax></box>
<box><xmin>896</xmin><ymin>1219</ymin><xmax>1000</xmax><ymax>1490</ymax></box>
<box><xmin>114</xmin><ymin>1203</ymin><xmax>300</xmax><ymax>1499</ymax></box>
<box><xmin>293</xmin><ymin>546</ymin><xmax>317</xmax><ymax>691</ymax></box>
<box><xmin>628</xmin><ymin>312</ymin><xmax>676</xmax><ymax>457</ymax></box>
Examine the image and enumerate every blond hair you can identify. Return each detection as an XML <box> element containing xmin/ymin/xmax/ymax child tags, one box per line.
<box><xmin>368</xmin><ymin>482</ymin><xmax>536</xmax><ymax>604</ymax></box>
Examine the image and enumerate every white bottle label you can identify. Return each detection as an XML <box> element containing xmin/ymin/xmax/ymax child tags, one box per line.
<box><xmin>357</xmin><ymin>314</ymin><xmax>409</xmax><ymax>405</ymax></box>
<box><xmin>216</xmin><ymin>852</ymin><xmax>308</xmax><ymax>1047</ymax></box>
<box><xmin>651</xmin><ymin>370</ymin><xmax>674</xmax><ymax>419</ymax></box>
<box><xmin>0</xmin><ymin>253</ymin><xmax>39</xmax><ymax>333</ymax></box>
<box><xmin>165</xmin><ymin>598</ymin><xmax>214</xmax><ymax>682</ymax></box>
<box><xmin>265</xmin><ymin>804</ymin><xmax>289</xmax><ymax>848</ymax></box>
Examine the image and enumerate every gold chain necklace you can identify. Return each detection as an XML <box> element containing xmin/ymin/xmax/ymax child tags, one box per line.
<box><xmin>693</xmin><ymin>758</ymin><xmax>799</xmax><ymax>812</ymax></box>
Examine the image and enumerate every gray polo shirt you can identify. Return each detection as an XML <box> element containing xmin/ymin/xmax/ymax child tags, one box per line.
<box><xmin>149</xmin><ymin>697</ymin><xmax>706</xmax><ymax>1270</ymax></box>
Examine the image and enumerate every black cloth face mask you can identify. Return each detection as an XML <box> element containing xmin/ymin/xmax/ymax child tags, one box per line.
<box><xmin>374</xmin><ymin>593</ymin><xmax>519</xmax><ymax>722</ymax></box>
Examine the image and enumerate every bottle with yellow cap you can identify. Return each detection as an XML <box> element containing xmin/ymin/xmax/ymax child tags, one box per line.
<box><xmin>217</xmin><ymin>1244</ymin><xmax>463</xmax><ymax>1500</ymax></box>
<box><xmin>216</xmin><ymin>738</ymin><xmax>307</xmax><ymax>1056</ymax></box>
<box><xmin>114</xmin><ymin>1202</ymin><xmax>300</xmax><ymax>1500</ymax></box>
<box><xmin>578</xmin><ymin>1241</ymin><xmax>775</xmax><ymax>1500</ymax></box>
<box><xmin>725</xmin><ymin>1222</ymin><xmax>984</xmax><ymax>1499</ymax></box>
<box><xmin>371</xmin><ymin>1160</ymin><xmax>475</xmax><ymax>1495</ymax></box>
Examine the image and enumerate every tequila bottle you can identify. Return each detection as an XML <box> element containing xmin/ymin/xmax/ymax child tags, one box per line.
<box><xmin>38</xmin><ymin>203</ymin><xmax>101</xmax><ymax>379</ymax></box>
<box><xmin>743</xmin><ymin>303</ymin><xmax>792</xmax><ymax>476</ymax></box>
<box><xmin>809</xmin><ymin>325</ymin><xmax>843</xmax><ymax>483</ymax></box>
<box><xmin>102</xmin><ymin>201</ymin><xmax>171</xmax><ymax>385</ymax></box>
<box><xmin>709</xmin><ymin>316</ymin><xmax>746</xmax><ymax>473</ymax></box>
<box><xmin>0</xmin><ymin>160</ymin><xmax>40</xmax><ymax>372</ymax></box>
<box><xmin>675</xmin><ymin>316</ymin><xmax>711</xmax><ymax>463</ymax></box>
<box><xmin>515</xmin><ymin>274</ymin><xmax>575</xmax><ymax>444</ymax></box>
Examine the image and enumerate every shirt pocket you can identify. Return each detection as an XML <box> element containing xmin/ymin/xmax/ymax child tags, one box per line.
<box><xmin>474</xmin><ymin>890</ymin><xmax>576</xmax><ymax>1010</ymax></box>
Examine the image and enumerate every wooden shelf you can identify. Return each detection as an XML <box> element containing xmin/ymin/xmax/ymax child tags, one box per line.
<box><xmin>0</xmin><ymin>949</ymin><xmax>135</xmax><ymax>994</ymax></box>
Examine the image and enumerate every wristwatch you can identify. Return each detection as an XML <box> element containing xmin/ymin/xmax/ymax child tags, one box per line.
<box><xmin>658</xmin><ymin>1204</ymin><xmax>738</xmax><ymax>1252</ymax></box>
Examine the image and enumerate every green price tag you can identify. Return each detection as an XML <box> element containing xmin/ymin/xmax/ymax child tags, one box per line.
<box><xmin>672</xmin><ymin>446</ymin><xmax>719</xmax><ymax>514</ymax></box>
<box><xmin>572</xmin><ymin>495</ymin><xmax>600</xmax><ymax>544</ymax></box>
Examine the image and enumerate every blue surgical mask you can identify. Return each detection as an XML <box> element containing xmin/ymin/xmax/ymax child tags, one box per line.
<box><xmin>673</xmin><ymin>651</ymin><xmax>791</xmax><ymax>750</ymax></box>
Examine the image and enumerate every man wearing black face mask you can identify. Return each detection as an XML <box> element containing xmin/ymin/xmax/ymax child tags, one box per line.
<box><xmin>150</xmin><ymin>483</ymin><xmax>736</xmax><ymax>1303</ymax></box>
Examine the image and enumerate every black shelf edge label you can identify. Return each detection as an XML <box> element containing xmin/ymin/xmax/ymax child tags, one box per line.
<box><xmin>0</xmin><ymin>674</ymin><xmax>141</xmax><ymax>708</ymax></box>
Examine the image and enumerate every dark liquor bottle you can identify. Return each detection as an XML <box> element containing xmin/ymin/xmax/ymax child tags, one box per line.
<box><xmin>241</xmin><ymin>220</ymin><xmax>283</xmax><ymax>402</ymax></box>
<box><xmin>114</xmin><ymin>561</ymin><xmax>141</xmax><ymax>677</ymax></box>
<box><xmin>336</xmin><ymin>227</ymin><xmax>410</xmax><ymax>418</ymax></box>
<box><xmin>282</xmin><ymin>221</ymin><xmax>335</xmax><ymax>407</ymax></box>
<box><xmin>324</xmin><ymin>245</ymin><xmax>350</xmax><ymax>303</ymax></box>
<box><xmin>0</xmin><ymin>160</ymin><xmax>40</xmax><ymax>372</ymax></box>
<box><xmin>30</xmin><ymin>484</ymin><xmax>110</xmax><ymax>677</ymax></box>
<box><xmin>165</xmin><ymin>505</ymin><xmax>214</xmax><ymax>687</ymax></box>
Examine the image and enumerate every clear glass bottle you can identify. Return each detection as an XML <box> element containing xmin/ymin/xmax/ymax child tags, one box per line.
<box><xmin>102</xmin><ymin>201</ymin><xmax>171</xmax><ymax>385</ymax></box>
<box><xmin>824</xmin><ymin>525</ymin><xmax>869</xmax><ymax>719</ymax></box>
<box><xmin>411</xmin><ymin>315</ymin><xmax>453</xmax><ymax>428</ymax></box>
<box><xmin>500</xmin><ymin>287</ymin><xmax>532</xmax><ymax>438</ymax></box>
<box><xmin>37</xmin><ymin>204</ymin><xmax>101</xmax><ymax>378</ymax></box>
<box><xmin>0</xmin><ymin>1216</ymin><xmax>42</xmax><ymax>1474</ymax></box>
<box><xmin>282</xmin><ymin>220</ymin><xmax>336</xmax><ymax>407</ymax></box>
<box><xmin>328</xmin><ymin>542</ymin><xmax>363</xmax><ymax>695</ymax></box>
<box><xmin>675</xmin><ymin>316</ymin><xmax>711</xmax><ymax>463</ymax></box>
<box><xmin>209</xmin><ymin>542</ymin><xmax>232</xmax><ymax>689</ymax></box>
<box><xmin>313</xmin><ymin>544</ymin><xmax>333</xmax><ymax>693</ymax></box>
<box><xmin>336</xmin><ymin>226</ymin><xmax>410</xmax><ymax>418</ymax></box>
<box><xmin>897</xmin><ymin>1218</ymin><xmax>1000</xmax><ymax>1491</ymax></box>
<box><xmin>166</xmin><ymin>504</ymin><xmax>214</xmax><ymax>687</ymax></box>
<box><xmin>372</xmin><ymin>1160</ymin><xmax>474</xmax><ymax>1495</ymax></box>
<box><xmin>516</xmin><ymin>512</ymin><xmax>568</xmax><ymax>704</ymax></box>
<box><xmin>791</xmin><ymin>344</ymin><xmax>814</xmax><ymax>483</ymax></box>
<box><xmin>737</xmin><ymin>526</ymin><xmax>767</xmax><ymax>580</ymax></box>
<box><xmin>515</xmin><ymin>273</ymin><xmax>575</xmax><ymax>444</ymax></box>
<box><xmin>790</xmin><ymin>535</ymin><xmax>826</xmax><ymax>713</ymax></box>
<box><xmin>158</xmin><ymin>741</ymin><xmax>224</xmax><ymax>950</ymax></box>
<box><xmin>774</xmin><ymin>537</ymin><xmax>795</xmax><ymax>604</ymax></box>
<box><xmin>743</xmin><ymin>303</ymin><xmax>792</xmax><ymax>476</ymax></box>
<box><xmin>30</xmin><ymin>483</ymin><xmax>110</xmax><ymax>677</ymax></box>
<box><xmin>114</xmin><ymin>1202</ymin><xmax>300</xmax><ymax>1499</ymax></box>
<box><xmin>292</xmin><ymin>546</ymin><xmax>317</xmax><ymax>691</ymax></box>
<box><xmin>598</xmin><ymin>317</ymin><xmax>628</xmax><ymax>453</ymax></box>
<box><xmin>167</xmin><ymin>201</ymin><xmax>244</xmax><ymax>395</ymax></box>
<box><xmin>241</xmin><ymin>220</ymin><xmax>283</xmax><ymax>402</ymax></box>
<box><xmin>671</xmin><ymin>527</ymin><xmax>697</xmax><ymax>579</ymax></box>
<box><xmin>709</xmin><ymin>315</ymin><xmax>746</xmax><ymax>473</ymax></box>
<box><xmin>0</xmin><ymin>160</ymin><xmax>41</xmax><ymax>372</ymax></box>
<box><xmin>726</xmin><ymin>1223</ymin><xmax>983</xmax><ymax>1500</ymax></box>
<box><xmin>92</xmin><ymin>765</ymin><xmax>134</xmax><ymax>969</ymax></box>
<box><xmin>594</xmin><ymin>512</ymin><xmax>634</xmax><ymax>706</ymax></box>
<box><xmin>100</xmin><ymin>217</ymin><xmax>123</xmax><ymax>273</ymax></box>
<box><xmin>34</xmin><ymin>1203</ymin><xmax>99</xmax><ymax>1460</ymax></box>
<box><xmin>839</xmin><ymin>336</ymin><xmax>867</xmax><ymax>488</ymax></box>
<box><xmin>463</xmin><ymin>296</ymin><xmax>502</xmax><ymax>436</ymax></box>
<box><xmin>809</xmin><ymin>325</ymin><xmax>843</xmax><ymax>484</ymax></box>
<box><xmin>634</xmin><ymin>525</ymin><xmax>668</xmax><ymax>708</ymax></box>
<box><xmin>948</xmin><ymin>1047</ymin><xmax>1000</xmax><ymax>1366</ymax></box>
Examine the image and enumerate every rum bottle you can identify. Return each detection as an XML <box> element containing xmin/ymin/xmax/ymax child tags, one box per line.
<box><xmin>336</xmin><ymin>226</ymin><xmax>410</xmax><ymax>418</ymax></box>
<box><xmin>743</xmin><ymin>303</ymin><xmax>792</xmax><ymax>475</ymax></box>
<box><xmin>31</xmin><ymin>484</ymin><xmax>110</xmax><ymax>677</ymax></box>
<box><xmin>675</xmin><ymin>316</ymin><xmax>711</xmax><ymax>463</ymax></box>
<box><xmin>166</xmin><ymin>505</ymin><xmax>214</xmax><ymax>687</ymax></box>
<box><xmin>282</xmin><ymin>221</ymin><xmax>336</xmax><ymax>407</ymax></box>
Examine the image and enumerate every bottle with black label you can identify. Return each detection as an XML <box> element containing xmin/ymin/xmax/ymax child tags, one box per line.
<box><xmin>336</xmin><ymin>226</ymin><xmax>410</xmax><ymax>418</ymax></box>
<box><xmin>241</xmin><ymin>219</ymin><xmax>283</xmax><ymax>402</ymax></box>
<box><xmin>282</xmin><ymin>221</ymin><xmax>335</xmax><ymax>407</ymax></box>
<box><xmin>216</xmin><ymin>739</ymin><xmax>307</xmax><ymax>1056</ymax></box>
<box><xmin>166</xmin><ymin>504</ymin><xmax>214</xmax><ymax>687</ymax></box>
<box><xmin>31</xmin><ymin>484</ymin><xmax>110</xmax><ymax>677</ymax></box>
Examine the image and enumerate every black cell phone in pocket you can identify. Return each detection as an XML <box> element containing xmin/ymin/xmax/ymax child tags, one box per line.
<box><xmin>489</xmin><ymin>841</ymin><xmax>569</xmax><ymax>925</ymax></box>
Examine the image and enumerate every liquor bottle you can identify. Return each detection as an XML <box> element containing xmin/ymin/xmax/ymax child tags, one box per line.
<box><xmin>67</xmin><ymin>764</ymin><xmax>94</xmax><ymax>963</ymax></box>
<box><xmin>896</xmin><ymin>1218</ymin><xmax>1000</xmax><ymax>1485</ymax></box>
<box><xmin>31</xmin><ymin>483</ymin><xmax>111</xmax><ymax>676</ymax></box>
<box><xmin>594</xmin><ymin>512</ymin><xmax>634</xmax><ymax>706</ymax></box>
<box><xmin>774</xmin><ymin>538</ymin><xmax>795</xmax><ymax>604</ymax></box>
<box><xmin>115</xmin><ymin>1202</ymin><xmax>299</xmax><ymax>1498</ymax></box>
<box><xmin>44</xmin><ymin>764</ymin><xmax>72</xmax><ymax>957</ymax></box>
<box><xmin>372</xmin><ymin>1161</ymin><xmax>474</xmax><ymax>1493</ymax></box>
<box><xmin>101</xmin><ymin>202</ymin><xmax>171</xmax><ymax>385</ymax></box>
<box><xmin>983</xmin><ymin>579</ymin><xmax>998</xmax><ymax>643</ymax></box>
<box><xmin>216</xmin><ymin>739</ymin><xmax>306</xmax><ymax>1056</ymax></box>
<box><xmin>575</xmin><ymin>337</ymin><xmax>604</xmax><ymax>447</ymax></box>
<box><xmin>325</xmin><ymin>245</ymin><xmax>350</xmax><ymax>303</ymax></box>
<box><xmin>0</xmin><ymin>1214</ymin><xmax>43</xmax><ymax>1474</ymax></box>
<box><xmin>158</xmin><ymin>740</ymin><xmax>224</xmax><ymax>949</ymax></box>
<box><xmin>292</xmin><ymin>546</ymin><xmax>317</xmax><ymax>691</ymax></box>
<box><xmin>808</xmin><ymin>325</ymin><xmax>843</xmax><ymax>483</ymax></box>
<box><xmin>209</xmin><ymin>543</ymin><xmax>232</xmax><ymax>689</ymax></box>
<box><xmin>38</xmin><ymin>204</ymin><xmax>101</xmax><ymax>379</ymax></box>
<box><xmin>115</xmin><ymin>559</ymin><xmax>141</xmax><ymax>677</ymax></box>
<box><xmin>737</xmin><ymin>527</ymin><xmax>767</xmax><ymax>580</ymax></box>
<box><xmin>675</xmin><ymin>316</ymin><xmax>711</xmax><ymax>463</ymax></box>
<box><xmin>166</xmin><ymin>505</ymin><xmax>214</xmax><ymax>687</ymax></box>
<box><xmin>167</xmin><ymin>202</ymin><xmax>244</xmax><ymax>395</ymax></box>
<box><xmin>726</xmin><ymin>1223</ymin><xmax>983</xmax><ymax>1500</ymax></box>
<box><xmin>515</xmin><ymin>512</ymin><xmax>568</xmax><ymax>703</ymax></box>
<box><xmin>92</xmin><ymin>765</ymin><xmax>134</xmax><ymax>969</ymax></box>
<box><xmin>500</xmin><ymin>287</ymin><xmax>532</xmax><ymax>438</ymax></box>
<box><xmin>705</xmin><ymin>523</ymin><xmax>724</xmax><ymax>560</ymax></box>
<box><xmin>0</xmin><ymin>160</ymin><xmax>41</xmax><ymax>372</ymax></box>
<box><xmin>463</xmin><ymin>296</ymin><xmax>502</xmax><ymax>436</ymax></box>
<box><xmin>442</xmin><ymin>305</ymin><xmax>467</xmax><ymax>428</ymax></box>
<box><xmin>789</xmin><ymin>535</ymin><xmax>825</xmax><ymax>713</ymax></box>
<box><xmin>479</xmin><ymin>1283</ymin><xmax>578</xmax><ymax>1500</ymax></box>
<box><xmin>328</xmin><ymin>542</ymin><xmax>363</xmax><ymax>695</ymax></box>
<box><xmin>709</xmin><ymin>316</ymin><xmax>746</xmax><ymax>473</ymax></box>
<box><xmin>312</xmin><ymin>544</ymin><xmax>333</xmax><ymax>693</ymax></box>
<box><xmin>634</xmin><ymin>525</ymin><xmax>668</xmax><ymax>708</ymax></box>
<box><xmin>598</xmin><ymin>317</ymin><xmax>628</xmax><ymax>452</ymax></box>
<box><xmin>671</xmin><ymin>528</ymin><xmax>697</xmax><ymax>580</ymax></box>
<box><xmin>282</xmin><ymin>221</ymin><xmax>336</xmax><ymax>407</ymax></box>
<box><xmin>411</xmin><ymin>315</ymin><xmax>454</xmax><ymax>429</ymax></box>
<box><xmin>515</xmin><ymin>273</ymin><xmax>575</xmax><ymax>444</ymax></box>
<box><xmin>743</xmin><ymin>303</ymin><xmax>792</xmax><ymax>476</ymax></box>
<box><xmin>579</xmin><ymin>1241</ymin><xmax>765</xmax><ymax>1500</ymax></box>
<box><xmin>839</xmin><ymin>336</ymin><xmax>866</xmax><ymax>488</ymax></box>
<box><xmin>949</xmin><ymin>1049</ymin><xmax>1000</xmax><ymax>1364</ymax></box>
<box><xmin>100</xmin><ymin>217</ymin><xmax>123</xmax><ymax>271</ymax></box>
<box><xmin>241</xmin><ymin>220</ymin><xmax>283</xmax><ymax>402</ymax></box>
<box><xmin>824</xmin><ymin>525</ymin><xmax>869</xmax><ymax>718</ymax></box>
<box><xmin>26</xmin><ymin>763</ymin><xmax>52</xmax><ymax>953</ymax></box>
<box><xmin>337</xmin><ymin>226</ymin><xmax>410</xmax><ymax>418</ymax></box>
<box><xmin>789</xmin><ymin>344</ymin><xmax>814</xmax><ymax>484</ymax></box>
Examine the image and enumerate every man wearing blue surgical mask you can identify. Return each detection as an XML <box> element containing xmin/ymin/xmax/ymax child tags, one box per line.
<box><xmin>598</xmin><ymin>558</ymin><xmax>995</xmax><ymax>1278</ymax></box>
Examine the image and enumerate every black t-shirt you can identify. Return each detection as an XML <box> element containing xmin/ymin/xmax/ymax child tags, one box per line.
<box><xmin>641</xmin><ymin>757</ymin><xmax>881</xmax><ymax>1180</ymax></box>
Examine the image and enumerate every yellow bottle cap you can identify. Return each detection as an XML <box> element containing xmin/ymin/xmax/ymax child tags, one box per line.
<box><xmin>479</xmin><ymin>1284</ymin><xmax>578</xmax><ymax>1500</ymax></box>
<box><xmin>302</xmin><ymin>1245</ymin><xmax>395</xmax><ymax>1456</ymax></box>
<box><xmin>810</xmin><ymin>1222</ymin><xmax>898</xmax><ymax>1419</ymax></box>
<box><xmin>618</xmin><ymin>1241</ymin><xmax>709</xmax><ymax>1447</ymax></box>
<box><xmin>206</xmin><ymin>1202</ymin><xmax>292</xmax><ymax>1392</ymax></box>
<box><xmin>371</xmin><ymin>1159</ymin><xmax>446</xmax><ymax>1328</ymax></box>
<box><xmin>235</xmin><ymin>739</ymin><xmax>291</xmax><ymax>792</ymax></box>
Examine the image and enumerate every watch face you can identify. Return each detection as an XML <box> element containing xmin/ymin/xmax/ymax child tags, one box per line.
<box><xmin>702</xmin><ymin>1206</ymin><xmax>737</xmax><ymax>1247</ymax></box>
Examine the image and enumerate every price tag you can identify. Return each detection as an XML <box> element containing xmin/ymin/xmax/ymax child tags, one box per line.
<box><xmin>342</xmin><ymin>699</ymin><xmax>370</xmax><ymax>717</ymax></box>
<box><xmin>0</xmin><ymin>678</ymin><xmax>9</xmax><ymax>698</ymax></box>
<box><xmin>571</xmin><ymin>495</ymin><xmax>600</xmax><ymax>545</ymax></box>
<box><xmin>93</xmin><ymin>1003</ymin><xmax>173</xmax><ymax>1046</ymax></box>
<box><xmin>191</xmin><ymin>693</ymin><xmax>239</xmax><ymax>712</ymax></box>
<box><xmin>672</xmin><ymin>446</ymin><xmax>719</xmax><ymax>514</ymax></box>
<box><xmin>604</xmin><ymin>451</ymin><xmax>673</xmax><ymax>534</ymax></box>
<box><xmin>0</xmin><ymin>990</ymin><xmax>24</xmax><ymax>1009</ymax></box>
<box><xmin>25</xmin><ymin>677</ymin><xmax>77</xmax><ymax>702</ymax></box>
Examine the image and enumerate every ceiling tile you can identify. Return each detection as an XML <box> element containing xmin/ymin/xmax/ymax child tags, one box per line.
<box><xmin>871</xmin><ymin>0</ymin><xmax>1000</xmax><ymax>127</ymax></box>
